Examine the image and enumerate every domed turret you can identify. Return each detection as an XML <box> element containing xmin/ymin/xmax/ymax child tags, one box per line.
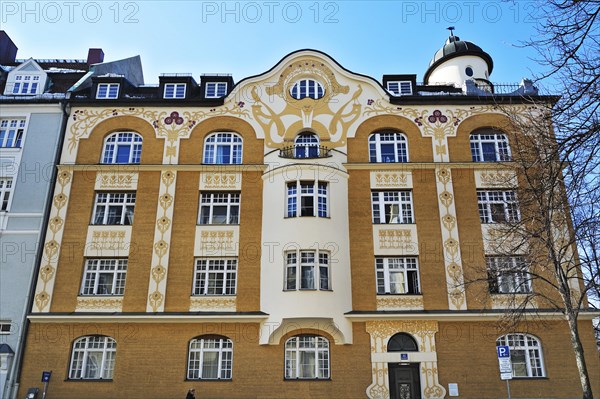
<box><xmin>424</xmin><ymin>28</ymin><xmax>494</xmax><ymax>88</ymax></box>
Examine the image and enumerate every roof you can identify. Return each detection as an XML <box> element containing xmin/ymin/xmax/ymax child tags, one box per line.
<box><xmin>424</xmin><ymin>34</ymin><xmax>494</xmax><ymax>84</ymax></box>
<box><xmin>0</xmin><ymin>343</ymin><xmax>14</xmax><ymax>355</ymax></box>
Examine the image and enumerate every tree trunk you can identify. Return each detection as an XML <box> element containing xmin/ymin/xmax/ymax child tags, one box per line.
<box><xmin>565</xmin><ymin>311</ymin><xmax>594</xmax><ymax>399</ymax></box>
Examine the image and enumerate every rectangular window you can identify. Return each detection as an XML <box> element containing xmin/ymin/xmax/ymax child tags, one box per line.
<box><xmin>285</xmin><ymin>250</ymin><xmax>330</xmax><ymax>291</ymax></box>
<box><xmin>376</xmin><ymin>257</ymin><xmax>420</xmax><ymax>294</ymax></box>
<box><xmin>81</xmin><ymin>259</ymin><xmax>128</xmax><ymax>295</ymax></box>
<box><xmin>205</xmin><ymin>82</ymin><xmax>227</xmax><ymax>98</ymax></box>
<box><xmin>287</xmin><ymin>181</ymin><xmax>328</xmax><ymax>218</ymax></box>
<box><xmin>198</xmin><ymin>192</ymin><xmax>240</xmax><ymax>224</ymax></box>
<box><xmin>0</xmin><ymin>178</ymin><xmax>14</xmax><ymax>211</ymax></box>
<box><xmin>193</xmin><ymin>258</ymin><xmax>237</xmax><ymax>295</ymax></box>
<box><xmin>11</xmin><ymin>75</ymin><xmax>40</xmax><ymax>94</ymax></box>
<box><xmin>164</xmin><ymin>83</ymin><xmax>186</xmax><ymax>99</ymax></box>
<box><xmin>487</xmin><ymin>256</ymin><xmax>531</xmax><ymax>294</ymax></box>
<box><xmin>371</xmin><ymin>191</ymin><xmax>414</xmax><ymax>224</ymax></box>
<box><xmin>387</xmin><ymin>81</ymin><xmax>412</xmax><ymax>96</ymax></box>
<box><xmin>92</xmin><ymin>192</ymin><xmax>136</xmax><ymax>225</ymax></box>
<box><xmin>0</xmin><ymin>119</ymin><xmax>26</xmax><ymax>148</ymax></box>
<box><xmin>0</xmin><ymin>323</ymin><xmax>11</xmax><ymax>334</ymax></box>
<box><xmin>477</xmin><ymin>190</ymin><xmax>520</xmax><ymax>223</ymax></box>
<box><xmin>96</xmin><ymin>83</ymin><xmax>120</xmax><ymax>99</ymax></box>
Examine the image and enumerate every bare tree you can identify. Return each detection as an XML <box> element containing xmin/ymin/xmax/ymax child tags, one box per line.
<box><xmin>460</xmin><ymin>100</ymin><xmax>599</xmax><ymax>398</ymax></box>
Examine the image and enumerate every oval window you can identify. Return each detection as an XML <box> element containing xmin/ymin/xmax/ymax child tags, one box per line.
<box><xmin>465</xmin><ymin>67</ymin><xmax>474</xmax><ymax>77</ymax></box>
<box><xmin>290</xmin><ymin>79</ymin><xmax>324</xmax><ymax>100</ymax></box>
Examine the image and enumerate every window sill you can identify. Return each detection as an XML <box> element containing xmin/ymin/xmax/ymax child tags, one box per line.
<box><xmin>191</xmin><ymin>294</ymin><xmax>237</xmax><ymax>297</ymax></box>
<box><xmin>284</xmin><ymin>378</ymin><xmax>331</xmax><ymax>381</ymax></box>
<box><xmin>372</xmin><ymin>222</ymin><xmax>416</xmax><ymax>225</ymax></box>
<box><xmin>197</xmin><ymin>223</ymin><xmax>240</xmax><ymax>226</ymax></box>
<box><xmin>510</xmin><ymin>376</ymin><xmax>548</xmax><ymax>380</ymax></box>
<box><xmin>377</xmin><ymin>293</ymin><xmax>422</xmax><ymax>296</ymax></box>
<box><xmin>284</xmin><ymin>216</ymin><xmax>331</xmax><ymax>219</ymax></box>
<box><xmin>185</xmin><ymin>378</ymin><xmax>232</xmax><ymax>382</ymax></box>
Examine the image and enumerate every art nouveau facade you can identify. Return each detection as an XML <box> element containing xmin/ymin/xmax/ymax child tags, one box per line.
<box><xmin>17</xmin><ymin>35</ymin><xmax>600</xmax><ymax>399</ymax></box>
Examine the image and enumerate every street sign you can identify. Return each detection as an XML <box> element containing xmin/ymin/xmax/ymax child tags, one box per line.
<box><xmin>41</xmin><ymin>371</ymin><xmax>52</xmax><ymax>383</ymax></box>
<box><xmin>500</xmin><ymin>372</ymin><xmax>513</xmax><ymax>380</ymax></box>
<box><xmin>497</xmin><ymin>346</ymin><xmax>513</xmax><ymax>378</ymax></box>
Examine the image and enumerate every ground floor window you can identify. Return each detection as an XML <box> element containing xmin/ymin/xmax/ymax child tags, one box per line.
<box><xmin>496</xmin><ymin>333</ymin><xmax>545</xmax><ymax>377</ymax></box>
<box><xmin>284</xmin><ymin>335</ymin><xmax>330</xmax><ymax>379</ymax></box>
<box><xmin>188</xmin><ymin>336</ymin><xmax>233</xmax><ymax>380</ymax></box>
<box><xmin>69</xmin><ymin>336</ymin><xmax>116</xmax><ymax>379</ymax></box>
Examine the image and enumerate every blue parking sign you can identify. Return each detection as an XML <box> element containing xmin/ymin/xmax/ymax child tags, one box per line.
<box><xmin>497</xmin><ymin>345</ymin><xmax>510</xmax><ymax>358</ymax></box>
<box><xmin>41</xmin><ymin>371</ymin><xmax>52</xmax><ymax>382</ymax></box>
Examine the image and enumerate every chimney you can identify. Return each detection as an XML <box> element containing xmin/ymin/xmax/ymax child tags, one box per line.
<box><xmin>87</xmin><ymin>48</ymin><xmax>104</xmax><ymax>65</ymax></box>
<box><xmin>0</xmin><ymin>31</ymin><xmax>18</xmax><ymax>64</ymax></box>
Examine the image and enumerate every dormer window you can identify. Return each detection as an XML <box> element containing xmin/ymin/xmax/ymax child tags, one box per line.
<box><xmin>96</xmin><ymin>83</ymin><xmax>120</xmax><ymax>99</ymax></box>
<box><xmin>12</xmin><ymin>75</ymin><xmax>40</xmax><ymax>95</ymax></box>
<box><xmin>164</xmin><ymin>83</ymin><xmax>186</xmax><ymax>99</ymax></box>
<box><xmin>205</xmin><ymin>82</ymin><xmax>227</xmax><ymax>98</ymax></box>
<box><xmin>290</xmin><ymin>79</ymin><xmax>324</xmax><ymax>100</ymax></box>
<box><xmin>387</xmin><ymin>81</ymin><xmax>412</xmax><ymax>96</ymax></box>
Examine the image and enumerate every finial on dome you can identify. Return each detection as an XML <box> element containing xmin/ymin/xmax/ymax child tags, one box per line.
<box><xmin>447</xmin><ymin>26</ymin><xmax>458</xmax><ymax>43</ymax></box>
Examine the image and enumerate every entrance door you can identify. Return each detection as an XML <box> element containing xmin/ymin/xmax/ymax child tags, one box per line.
<box><xmin>388</xmin><ymin>363</ymin><xmax>421</xmax><ymax>399</ymax></box>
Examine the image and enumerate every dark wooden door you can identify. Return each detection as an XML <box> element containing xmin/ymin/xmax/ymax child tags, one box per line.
<box><xmin>388</xmin><ymin>363</ymin><xmax>421</xmax><ymax>399</ymax></box>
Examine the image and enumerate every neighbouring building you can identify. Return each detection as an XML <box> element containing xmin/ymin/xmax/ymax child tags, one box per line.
<box><xmin>0</xmin><ymin>31</ymin><xmax>143</xmax><ymax>399</ymax></box>
<box><xmin>16</xmin><ymin>32</ymin><xmax>600</xmax><ymax>398</ymax></box>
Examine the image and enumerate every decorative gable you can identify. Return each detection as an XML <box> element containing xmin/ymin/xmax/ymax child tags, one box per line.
<box><xmin>4</xmin><ymin>58</ymin><xmax>48</xmax><ymax>95</ymax></box>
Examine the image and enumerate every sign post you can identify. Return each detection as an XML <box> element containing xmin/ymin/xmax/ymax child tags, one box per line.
<box><xmin>41</xmin><ymin>371</ymin><xmax>52</xmax><ymax>399</ymax></box>
<box><xmin>497</xmin><ymin>346</ymin><xmax>512</xmax><ymax>399</ymax></box>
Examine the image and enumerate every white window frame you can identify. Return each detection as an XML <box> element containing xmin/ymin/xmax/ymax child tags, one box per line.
<box><xmin>164</xmin><ymin>83</ymin><xmax>186</xmax><ymax>99</ymax></box>
<box><xmin>69</xmin><ymin>336</ymin><xmax>116</xmax><ymax>380</ymax></box>
<box><xmin>290</xmin><ymin>79</ymin><xmax>325</xmax><ymax>100</ymax></box>
<box><xmin>203</xmin><ymin>132</ymin><xmax>242</xmax><ymax>164</ymax></box>
<box><xmin>92</xmin><ymin>192</ymin><xmax>136</xmax><ymax>225</ymax></box>
<box><xmin>284</xmin><ymin>249</ymin><xmax>330</xmax><ymax>291</ymax></box>
<box><xmin>205</xmin><ymin>82</ymin><xmax>227</xmax><ymax>98</ymax></box>
<box><xmin>371</xmin><ymin>191</ymin><xmax>414</xmax><ymax>224</ymax></box>
<box><xmin>487</xmin><ymin>256</ymin><xmax>531</xmax><ymax>294</ymax></box>
<box><xmin>477</xmin><ymin>190</ymin><xmax>520</xmax><ymax>223</ymax></box>
<box><xmin>294</xmin><ymin>133</ymin><xmax>320</xmax><ymax>158</ymax></box>
<box><xmin>0</xmin><ymin>323</ymin><xmax>11</xmax><ymax>334</ymax></box>
<box><xmin>0</xmin><ymin>119</ymin><xmax>26</xmax><ymax>148</ymax></box>
<box><xmin>102</xmin><ymin>132</ymin><xmax>142</xmax><ymax>164</ymax></box>
<box><xmin>376</xmin><ymin>257</ymin><xmax>420</xmax><ymax>294</ymax></box>
<box><xmin>193</xmin><ymin>258</ymin><xmax>237</xmax><ymax>295</ymax></box>
<box><xmin>285</xmin><ymin>335</ymin><xmax>330</xmax><ymax>379</ymax></box>
<box><xmin>496</xmin><ymin>334</ymin><xmax>545</xmax><ymax>377</ymax></box>
<box><xmin>198</xmin><ymin>192</ymin><xmax>240</xmax><ymax>225</ymax></box>
<box><xmin>387</xmin><ymin>81</ymin><xmax>412</xmax><ymax>96</ymax></box>
<box><xmin>0</xmin><ymin>178</ymin><xmax>14</xmax><ymax>212</ymax></box>
<box><xmin>470</xmin><ymin>131</ymin><xmax>511</xmax><ymax>162</ymax></box>
<box><xmin>286</xmin><ymin>181</ymin><xmax>328</xmax><ymax>218</ymax></box>
<box><xmin>369</xmin><ymin>132</ymin><xmax>409</xmax><ymax>163</ymax></box>
<box><xmin>12</xmin><ymin>74</ymin><xmax>40</xmax><ymax>95</ymax></box>
<box><xmin>80</xmin><ymin>259</ymin><xmax>128</xmax><ymax>296</ymax></box>
<box><xmin>187</xmin><ymin>336</ymin><xmax>233</xmax><ymax>380</ymax></box>
<box><xmin>96</xmin><ymin>83</ymin><xmax>120</xmax><ymax>99</ymax></box>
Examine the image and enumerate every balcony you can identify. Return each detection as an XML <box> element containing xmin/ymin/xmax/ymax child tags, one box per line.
<box><xmin>279</xmin><ymin>145</ymin><xmax>332</xmax><ymax>159</ymax></box>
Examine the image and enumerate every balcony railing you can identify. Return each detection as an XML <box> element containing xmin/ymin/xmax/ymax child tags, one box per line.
<box><xmin>279</xmin><ymin>145</ymin><xmax>332</xmax><ymax>159</ymax></box>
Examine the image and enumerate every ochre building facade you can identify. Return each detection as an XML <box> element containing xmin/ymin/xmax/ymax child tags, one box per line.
<box><xmin>18</xmin><ymin>39</ymin><xmax>600</xmax><ymax>399</ymax></box>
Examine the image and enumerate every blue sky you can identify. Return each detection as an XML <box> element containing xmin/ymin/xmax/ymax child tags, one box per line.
<box><xmin>2</xmin><ymin>1</ymin><xmax>545</xmax><ymax>85</ymax></box>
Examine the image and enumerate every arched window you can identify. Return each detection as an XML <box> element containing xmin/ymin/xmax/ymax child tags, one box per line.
<box><xmin>294</xmin><ymin>133</ymin><xmax>320</xmax><ymax>158</ymax></box>
<box><xmin>187</xmin><ymin>335</ymin><xmax>233</xmax><ymax>380</ymax></box>
<box><xmin>284</xmin><ymin>335</ymin><xmax>329</xmax><ymax>379</ymax></box>
<box><xmin>387</xmin><ymin>333</ymin><xmax>418</xmax><ymax>352</ymax></box>
<box><xmin>470</xmin><ymin>129</ymin><xmax>511</xmax><ymax>162</ymax></box>
<box><xmin>290</xmin><ymin>79</ymin><xmax>324</xmax><ymax>100</ymax></box>
<box><xmin>102</xmin><ymin>132</ymin><xmax>142</xmax><ymax>164</ymax></box>
<box><xmin>496</xmin><ymin>334</ymin><xmax>545</xmax><ymax>377</ymax></box>
<box><xmin>203</xmin><ymin>132</ymin><xmax>242</xmax><ymax>164</ymax></box>
<box><xmin>369</xmin><ymin>132</ymin><xmax>408</xmax><ymax>163</ymax></box>
<box><xmin>69</xmin><ymin>336</ymin><xmax>116</xmax><ymax>379</ymax></box>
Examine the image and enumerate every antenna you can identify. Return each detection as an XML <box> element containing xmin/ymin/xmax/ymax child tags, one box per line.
<box><xmin>447</xmin><ymin>26</ymin><xmax>455</xmax><ymax>37</ymax></box>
